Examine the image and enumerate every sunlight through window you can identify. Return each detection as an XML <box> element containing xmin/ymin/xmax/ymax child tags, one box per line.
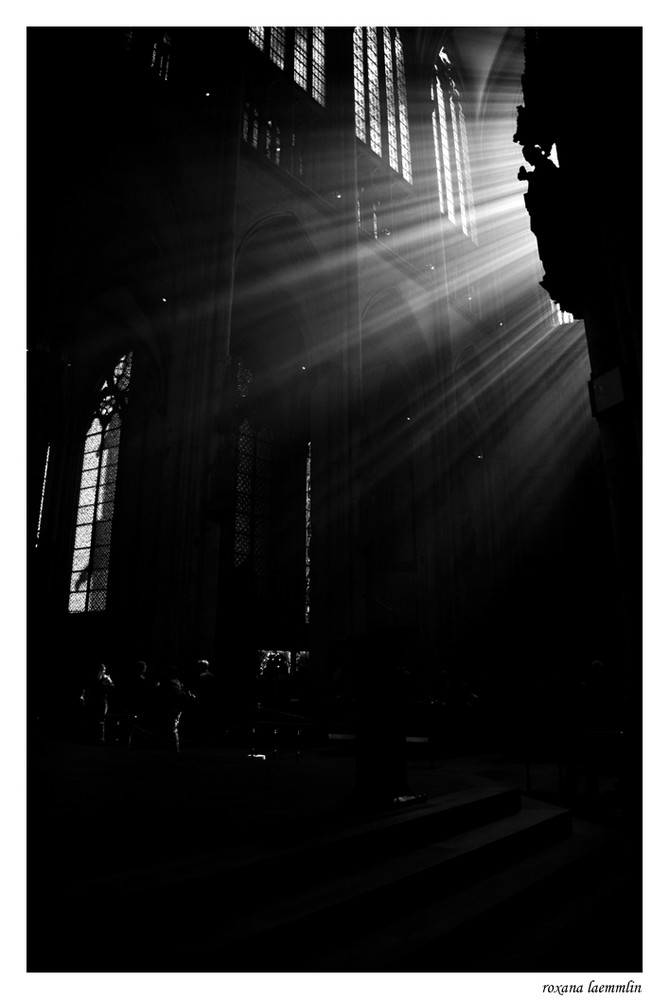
<box><xmin>68</xmin><ymin>353</ymin><xmax>133</xmax><ymax>613</ymax></box>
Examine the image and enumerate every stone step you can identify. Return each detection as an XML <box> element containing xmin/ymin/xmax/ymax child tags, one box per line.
<box><xmin>169</xmin><ymin>798</ymin><xmax>573</xmax><ymax>970</ymax></box>
<box><xmin>315</xmin><ymin>815</ymin><xmax>614</xmax><ymax>971</ymax></box>
<box><xmin>76</xmin><ymin>782</ymin><xmax>522</xmax><ymax>909</ymax></box>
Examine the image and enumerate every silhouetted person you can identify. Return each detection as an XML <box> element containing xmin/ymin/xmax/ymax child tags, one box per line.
<box><xmin>80</xmin><ymin>663</ymin><xmax>114</xmax><ymax>744</ymax></box>
<box><xmin>518</xmin><ymin>144</ymin><xmax>564</xmax><ymax>278</ymax></box>
<box><xmin>197</xmin><ymin>659</ymin><xmax>216</xmax><ymax>688</ymax></box>
<box><xmin>153</xmin><ymin>666</ymin><xmax>195</xmax><ymax>753</ymax></box>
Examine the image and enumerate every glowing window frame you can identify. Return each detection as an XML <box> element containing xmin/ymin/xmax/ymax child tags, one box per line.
<box><xmin>248</xmin><ymin>27</ymin><xmax>326</xmax><ymax>106</ymax></box>
<box><xmin>353</xmin><ymin>27</ymin><xmax>413</xmax><ymax>183</ymax></box>
<box><xmin>68</xmin><ymin>353</ymin><xmax>133</xmax><ymax>613</ymax></box>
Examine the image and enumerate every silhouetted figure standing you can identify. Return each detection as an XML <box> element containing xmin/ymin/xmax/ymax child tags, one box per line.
<box><xmin>516</xmin><ymin>142</ymin><xmax>582</xmax><ymax>310</ymax></box>
<box><xmin>153</xmin><ymin>666</ymin><xmax>195</xmax><ymax>753</ymax></box>
<box><xmin>80</xmin><ymin>663</ymin><xmax>114</xmax><ymax>744</ymax></box>
<box><xmin>518</xmin><ymin>144</ymin><xmax>563</xmax><ymax>274</ymax></box>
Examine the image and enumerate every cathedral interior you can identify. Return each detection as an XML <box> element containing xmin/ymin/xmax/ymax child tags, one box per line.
<box><xmin>27</xmin><ymin>26</ymin><xmax>642</xmax><ymax>975</ymax></box>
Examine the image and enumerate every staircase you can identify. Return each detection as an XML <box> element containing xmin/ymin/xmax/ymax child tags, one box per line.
<box><xmin>70</xmin><ymin>780</ymin><xmax>615</xmax><ymax>971</ymax></box>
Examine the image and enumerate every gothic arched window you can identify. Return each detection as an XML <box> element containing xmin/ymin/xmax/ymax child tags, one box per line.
<box><xmin>431</xmin><ymin>47</ymin><xmax>477</xmax><ymax>242</ymax></box>
<box><xmin>68</xmin><ymin>352</ymin><xmax>133</xmax><ymax>613</ymax></box>
<box><xmin>354</xmin><ymin>27</ymin><xmax>412</xmax><ymax>182</ymax></box>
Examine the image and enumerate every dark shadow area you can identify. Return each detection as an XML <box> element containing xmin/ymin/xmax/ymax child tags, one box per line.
<box><xmin>28</xmin><ymin>713</ymin><xmax>641</xmax><ymax>972</ymax></box>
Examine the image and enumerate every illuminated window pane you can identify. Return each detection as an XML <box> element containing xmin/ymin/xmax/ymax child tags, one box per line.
<box><xmin>82</xmin><ymin>451</ymin><xmax>100</xmax><ymax>472</ymax></box>
<box><xmin>367</xmin><ymin>28</ymin><xmax>382</xmax><ymax>156</ymax></box>
<box><xmin>269</xmin><ymin>28</ymin><xmax>285</xmax><ymax>70</ymax></box>
<box><xmin>550</xmin><ymin>300</ymin><xmax>574</xmax><ymax>326</ymax></box>
<box><xmin>71</xmin><ymin>550</ymin><xmax>89</xmax><ymax>572</ymax></box>
<box><xmin>68</xmin><ymin>353</ymin><xmax>132</xmax><ymax>613</ymax></box>
<box><xmin>85</xmin><ymin>427</ymin><xmax>103</xmax><ymax>453</ymax></box>
<box><xmin>433</xmin><ymin>54</ymin><xmax>476</xmax><ymax>240</ymax></box>
<box><xmin>384</xmin><ymin>28</ymin><xmax>399</xmax><ymax>172</ymax></box>
<box><xmin>69</xmin><ymin>592</ymin><xmax>86</xmax><ymax>613</ymax></box>
<box><xmin>312</xmin><ymin>27</ymin><xmax>326</xmax><ymax>105</ymax></box>
<box><xmin>394</xmin><ymin>29</ymin><xmax>412</xmax><ymax>181</ymax></box>
<box><xmin>457</xmin><ymin>103</ymin><xmax>477</xmax><ymax>243</ymax></box>
<box><xmin>353</xmin><ymin>28</ymin><xmax>367</xmax><ymax>142</ymax></box>
<box><xmin>354</xmin><ymin>27</ymin><xmax>411</xmax><ymax>181</ymax></box>
<box><xmin>431</xmin><ymin>83</ymin><xmax>445</xmax><ymax>215</ymax></box>
<box><xmin>249</xmin><ymin>27</ymin><xmax>264</xmax><ymax>50</ymax></box>
<box><xmin>294</xmin><ymin>27</ymin><xmax>308</xmax><ymax>89</ymax></box>
<box><xmin>252</xmin><ymin>26</ymin><xmax>325</xmax><ymax>107</ymax></box>
<box><xmin>449</xmin><ymin>94</ymin><xmax>467</xmax><ymax>234</ymax></box>
<box><xmin>77</xmin><ymin>505</ymin><xmax>95</xmax><ymax>526</ymax></box>
<box><xmin>434</xmin><ymin>76</ymin><xmax>455</xmax><ymax>222</ymax></box>
<box><xmin>88</xmin><ymin>590</ymin><xmax>107</xmax><ymax>612</ymax></box>
<box><xmin>74</xmin><ymin>524</ymin><xmax>93</xmax><ymax>549</ymax></box>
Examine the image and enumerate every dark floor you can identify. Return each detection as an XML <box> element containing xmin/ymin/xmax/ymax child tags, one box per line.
<box><xmin>27</xmin><ymin>731</ymin><xmax>642</xmax><ymax>973</ymax></box>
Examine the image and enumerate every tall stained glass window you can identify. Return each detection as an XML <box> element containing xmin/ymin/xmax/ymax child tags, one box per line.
<box><xmin>269</xmin><ymin>27</ymin><xmax>286</xmax><ymax>69</ymax></box>
<box><xmin>353</xmin><ymin>27</ymin><xmax>412</xmax><ymax>182</ymax></box>
<box><xmin>68</xmin><ymin>353</ymin><xmax>133</xmax><ymax>613</ymax></box>
<box><xmin>248</xmin><ymin>27</ymin><xmax>326</xmax><ymax>105</ymax></box>
<box><xmin>431</xmin><ymin>47</ymin><xmax>477</xmax><ymax>242</ymax></box>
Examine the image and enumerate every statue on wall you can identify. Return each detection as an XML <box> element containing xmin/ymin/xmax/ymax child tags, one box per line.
<box><xmin>515</xmin><ymin>139</ymin><xmax>583</xmax><ymax>317</ymax></box>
